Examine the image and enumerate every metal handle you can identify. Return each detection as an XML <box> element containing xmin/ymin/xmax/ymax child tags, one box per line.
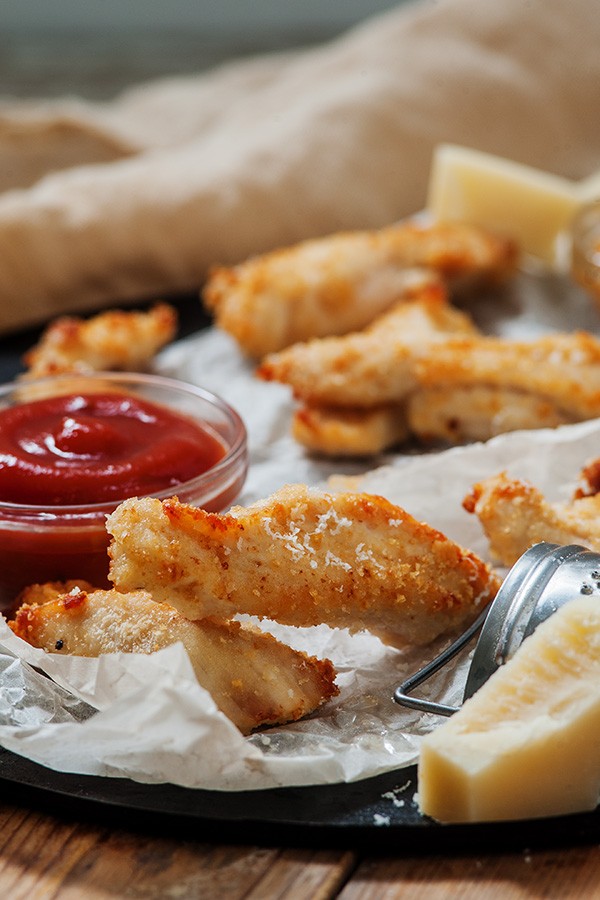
<box><xmin>393</xmin><ymin>605</ymin><xmax>490</xmax><ymax>717</ymax></box>
<box><xmin>394</xmin><ymin>541</ymin><xmax>600</xmax><ymax>718</ymax></box>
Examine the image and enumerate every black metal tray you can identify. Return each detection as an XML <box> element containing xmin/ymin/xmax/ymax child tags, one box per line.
<box><xmin>0</xmin><ymin>746</ymin><xmax>598</xmax><ymax>851</ymax></box>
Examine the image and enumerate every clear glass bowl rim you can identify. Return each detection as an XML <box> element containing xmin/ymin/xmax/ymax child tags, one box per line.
<box><xmin>0</xmin><ymin>370</ymin><xmax>248</xmax><ymax>518</ymax></box>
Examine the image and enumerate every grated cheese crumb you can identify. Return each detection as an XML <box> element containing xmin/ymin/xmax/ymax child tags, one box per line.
<box><xmin>373</xmin><ymin>813</ymin><xmax>391</xmax><ymax>827</ymax></box>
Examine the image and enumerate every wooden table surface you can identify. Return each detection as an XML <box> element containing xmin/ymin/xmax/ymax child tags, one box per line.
<box><xmin>2</xmin><ymin>30</ymin><xmax>600</xmax><ymax>899</ymax></box>
<box><xmin>1</xmin><ymin>797</ymin><xmax>599</xmax><ymax>898</ymax></box>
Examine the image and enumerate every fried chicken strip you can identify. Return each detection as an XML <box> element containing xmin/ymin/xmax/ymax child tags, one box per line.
<box><xmin>106</xmin><ymin>486</ymin><xmax>500</xmax><ymax>648</ymax></box>
<box><xmin>292</xmin><ymin>403</ymin><xmax>408</xmax><ymax>456</ymax></box>
<box><xmin>263</xmin><ymin>328</ymin><xmax>600</xmax><ymax>425</ymax></box>
<box><xmin>463</xmin><ymin>472</ymin><xmax>600</xmax><ymax>566</ymax></box>
<box><xmin>204</xmin><ymin>222</ymin><xmax>516</xmax><ymax>357</ymax></box>
<box><xmin>258</xmin><ymin>283</ymin><xmax>479</xmax><ymax>407</ymax></box>
<box><xmin>9</xmin><ymin>586</ymin><xmax>338</xmax><ymax>735</ymax></box>
<box><xmin>15</xmin><ymin>579</ymin><xmax>96</xmax><ymax>607</ymax></box>
<box><xmin>406</xmin><ymin>386</ymin><xmax>571</xmax><ymax>444</ymax></box>
<box><xmin>414</xmin><ymin>332</ymin><xmax>600</xmax><ymax>422</ymax></box>
<box><xmin>292</xmin><ymin>385</ymin><xmax>571</xmax><ymax>457</ymax></box>
<box><xmin>23</xmin><ymin>303</ymin><xmax>177</xmax><ymax>380</ymax></box>
<box><xmin>573</xmin><ymin>457</ymin><xmax>600</xmax><ymax>498</ymax></box>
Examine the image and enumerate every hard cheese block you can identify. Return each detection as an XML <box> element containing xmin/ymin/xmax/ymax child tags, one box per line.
<box><xmin>427</xmin><ymin>144</ymin><xmax>582</xmax><ymax>267</ymax></box>
<box><xmin>418</xmin><ymin>594</ymin><xmax>600</xmax><ymax>823</ymax></box>
<box><xmin>578</xmin><ymin>170</ymin><xmax>600</xmax><ymax>202</ymax></box>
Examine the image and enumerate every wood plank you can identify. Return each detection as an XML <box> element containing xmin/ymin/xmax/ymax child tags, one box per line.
<box><xmin>0</xmin><ymin>802</ymin><xmax>354</xmax><ymax>899</ymax></box>
<box><xmin>0</xmin><ymin>805</ymin><xmax>100</xmax><ymax>899</ymax></box>
<box><xmin>245</xmin><ymin>848</ymin><xmax>356</xmax><ymax>900</ymax></box>
<box><xmin>339</xmin><ymin>846</ymin><xmax>600</xmax><ymax>899</ymax></box>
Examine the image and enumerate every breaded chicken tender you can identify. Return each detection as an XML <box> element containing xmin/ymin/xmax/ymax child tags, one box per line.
<box><xmin>262</xmin><ymin>326</ymin><xmax>600</xmax><ymax>419</ymax></box>
<box><xmin>413</xmin><ymin>331</ymin><xmax>600</xmax><ymax>422</ymax></box>
<box><xmin>15</xmin><ymin>579</ymin><xmax>96</xmax><ymax>607</ymax></box>
<box><xmin>204</xmin><ymin>222</ymin><xmax>517</xmax><ymax>357</ymax></box>
<box><xmin>258</xmin><ymin>283</ymin><xmax>479</xmax><ymax>408</ymax></box>
<box><xmin>23</xmin><ymin>303</ymin><xmax>177</xmax><ymax>380</ymax></box>
<box><xmin>9</xmin><ymin>586</ymin><xmax>338</xmax><ymax>734</ymax></box>
<box><xmin>406</xmin><ymin>386</ymin><xmax>571</xmax><ymax>444</ymax></box>
<box><xmin>292</xmin><ymin>387</ymin><xmax>570</xmax><ymax>457</ymax></box>
<box><xmin>292</xmin><ymin>403</ymin><xmax>408</xmax><ymax>457</ymax></box>
<box><xmin>573</xmin><ymin>457</ymin><xmax>600</xmax><ymax>499</ymax></box>
<box><xmin>264</xmin><ymin>284</ymin><xmax>479</xmax><ymax>455</ymax></box>
<box><xmin>106</xmin><ymin>486</ymin><xmax>500</xmax><ymax>648</ymax></box>
<box><xmin>262</xmin><ymin>321</ymin><xmax>600</xmax><ymax>455</ymax></box>
<box><xmin>463</xmin><ymin>472</ymin><xmax>600</xmax><ymax>566</ymax></box>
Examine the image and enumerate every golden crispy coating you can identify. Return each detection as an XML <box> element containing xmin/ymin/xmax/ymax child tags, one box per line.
<box><xmin>406</xmin><ymin>386</ymin><xmax>570</xmax><ymax>445</ymax></box>
<box><xmin>9</xmin><ymin>587</ymin><xmax>338</xmax><ymax>734</ymax></box>
<box><xmin>263</xmin><ymin>324</ymin><xmax>600</xmax><ymax>418</ymax></box>
<box><xmin>15</xmin><ymin>579</ymin><xmax>96</xmax><ymax>608</ymax></box>
<box><xmin>106</xmin><ymin>486</ymin><xmax>500</xmax><ymax>648</ymax></box>
<box><xmin>204</xmin><ymin>222</ymin><xmax>516</xmax><ymax>357</ymax></box>
<box><xmin>291</xmin><ymin>386</ymin><xmax>570</xmax><ymax>457</ymax></box>
<box><xmin>292</xmin><ymin>403</ymin><xmax>408</xmax><ymax>456</ymax></box>
<box><xmin>414</xmin><ymin>332</ymin><xmax>600</xmax><ymax>422</ymax></box>
<box><xmin>262</xmin><ymin>322</ymin><xmax>600</xmax><ymax>456</ymax></box>
<box><xmin>23</xmin><ymin>303</ymin><xmax>177</xmax><ymax>380</ymax></box>
<box><xmin>258</xmin><ymin>284</ymin><xmax>479</xmax><ymax>407</ymax></box>
<box><xmin>463</xmin><ymin>472</ymin><xmax>600</xmax><ymax>566</ymax></box>
<box><xmin>573</xmin><ymin>457</ymin><xmax>600</xmax><ymax>498</ymax></box>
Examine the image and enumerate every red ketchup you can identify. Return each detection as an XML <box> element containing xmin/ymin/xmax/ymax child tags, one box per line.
<box><xmin>0</xmin><ymin>391</ymin><xmax>237</xmax><ymax>611</ymax></box>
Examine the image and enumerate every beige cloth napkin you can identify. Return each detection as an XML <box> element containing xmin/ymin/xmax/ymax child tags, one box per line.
<box><xmin>0</xmin><ymin>0</ymin><xmax>599</xmax><ymax>334</ymax></box>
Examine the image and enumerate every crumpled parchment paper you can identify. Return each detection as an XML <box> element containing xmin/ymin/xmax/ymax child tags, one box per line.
<box><xmin>0</xmin><ymin>268</ymin><xmax>598</xmax><ymax>790</ymax></box>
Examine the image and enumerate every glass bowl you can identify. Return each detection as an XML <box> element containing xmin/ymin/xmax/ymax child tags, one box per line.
<box><xmin>0</xmin><ymin>372</ymin><xmax>248</xmax><ymax>612</ymax></box>
<box><xmin>571</xmin><ymin>199</ymin><xmax>600</xmax><ymax>306</ymax></box>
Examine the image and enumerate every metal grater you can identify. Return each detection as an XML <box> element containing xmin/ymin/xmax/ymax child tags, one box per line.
<box><xmin>394</xmin><ymin>542</ymin><xmax>600</xmax><ymax>716</ymax></box>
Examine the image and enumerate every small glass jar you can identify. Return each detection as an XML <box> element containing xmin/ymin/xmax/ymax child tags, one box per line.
<box><xmin>571</xmin><ymin>199</ymin><xmax>600</xmax><ymax>307</ymax></box>
<box><xmin>0</xmin><ymin>372</ymin><xmax>248</xmax><ymax>612</ymax></box>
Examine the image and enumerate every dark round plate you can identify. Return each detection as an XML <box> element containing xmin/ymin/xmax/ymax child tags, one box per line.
<box><xmin>1</xmin><ymin>746</ymin><xmax>598</xmax><ymax>851</ymax></box>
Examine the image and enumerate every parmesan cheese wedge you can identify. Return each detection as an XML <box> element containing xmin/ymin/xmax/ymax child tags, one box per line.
<box><xmin>427</xmin><ymin>144</ymin><xmax>582</xmax><ymax>267</ymax></box>
<box><xmin>418</xmin><ymin>595</ymin><xmax>600</xmax><ymax>823</ymax></box>
<box><xmin>578</xmin><ymin>170</ymin><xmax>600</xmax><ymax>203</ymax></box>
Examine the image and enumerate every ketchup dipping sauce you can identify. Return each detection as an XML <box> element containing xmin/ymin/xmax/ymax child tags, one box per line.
<box><xmin>0</xmin><ymin>373</ymin><xmax>248</xmax><ymax>612</ymax></box>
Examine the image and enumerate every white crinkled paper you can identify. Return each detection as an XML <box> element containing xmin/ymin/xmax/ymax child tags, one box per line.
<box><xmin>0</xmin><ymin>268</ymin><xmax>599</xmax><ymax>790</ymax></box>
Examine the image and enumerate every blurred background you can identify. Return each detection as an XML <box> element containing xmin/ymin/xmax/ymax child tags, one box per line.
<box><xmin>1</xmin><ymin>0</ymin><xmax>405</xmax><ymax>100</ymax></box>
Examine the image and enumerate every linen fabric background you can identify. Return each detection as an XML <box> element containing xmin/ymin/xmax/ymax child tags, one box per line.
<box><xmin>0</xmin><ymin>0</ymin><xmax>598</xmax><ymax>333</ymax></box>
